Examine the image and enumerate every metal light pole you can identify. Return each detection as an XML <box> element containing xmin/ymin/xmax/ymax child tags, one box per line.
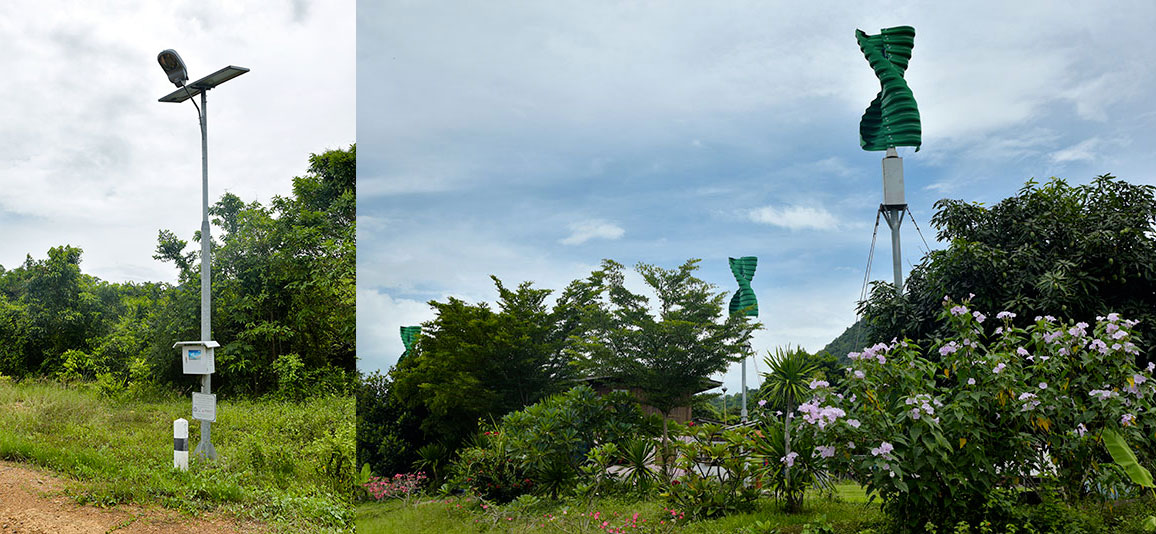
<box><xmin>721</xmin><ymin>386</ymin><xmax>728</xmax><ymax>424</ymax></box>
<box><xmin>158</xmin><ymin>50</ymin><xmax>248</xmax><ymax>460</ymax></box>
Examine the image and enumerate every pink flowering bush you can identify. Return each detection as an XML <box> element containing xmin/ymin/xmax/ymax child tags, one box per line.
<box><xmin>362</xmin><ymin>472</ymin><xmax>427</xmax><ymax>501</ymax></box>
<box><xmin>794</xmin><ymin>297</ymin><xmax>1156</xmax><ymax>531</ymax></box>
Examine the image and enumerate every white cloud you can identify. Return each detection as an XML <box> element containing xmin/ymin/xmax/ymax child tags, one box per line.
<box><xmin>748</xmin><ymin>205</ymin><xmax>840</xmax><ymax>231</ymax></box>
<box><xmin>559</xmin><ymin>219</ymin><xmax>625</xmax><ymax>245</ymax></box>
<box><xmin>1049</xmin><ymin>138</ymin><xmax>1100</xmax><ymax>164</ymax></box>
<box><xmin>0</xmin><ymin>0</ymin><xmax>354</xmax><ymax>282</ymax></box>
<box><xmin>923</xmin><ymin>180</ymin><xmax>963</xmax><ymax>196</ymax></box>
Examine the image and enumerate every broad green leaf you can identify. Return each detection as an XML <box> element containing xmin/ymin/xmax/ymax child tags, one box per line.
<box><xmin>1103</xmin><ymin>429</ymin><xmax>1155</xmax><ymax>488</ymax></box>
<box><xmin>932</xmin><ymin>432</ymin><xmax>951</xmax><ymax>451</ymax></box>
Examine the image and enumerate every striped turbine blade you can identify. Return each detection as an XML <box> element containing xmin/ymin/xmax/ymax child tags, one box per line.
<box><xmin>728</xmin><ymin>256</ymin><xmax>758</xmax><ymax>317</ymax></box>
<box><xmin>856</xmin><ymin>26</ymin><xmax>921</xmax><ymax>152</ymax></box>
<box><xmin>399</xmin><ymin>326</ymin><xmax>421</xmax><ymax>361</ymax></box>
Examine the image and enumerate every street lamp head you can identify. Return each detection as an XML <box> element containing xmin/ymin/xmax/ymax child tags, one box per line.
<box><xmin>158</xmin><ymin>49</ymin><xmax>189</xmax><ymax>87</ymax></box>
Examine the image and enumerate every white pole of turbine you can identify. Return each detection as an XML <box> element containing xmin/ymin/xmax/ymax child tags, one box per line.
<box><xmin>880</xmin><ymin>147</ymin><xmax>906</xmax><ymax>291</ymax></box>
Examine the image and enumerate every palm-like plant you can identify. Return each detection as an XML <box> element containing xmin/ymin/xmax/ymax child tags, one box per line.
<box><xmin>413</xmin><ymin>442</ymin><xmax>449</xmax><ymax>484</ymax></box>
<box><xmin>759</xmin><ymin>346</ymin><xmax>818</xmax><ymax>511</ymax></box>
<box><xmin>751</xmin><ymin>422</ymin><xmax>832</xmax><ymax>505</ymax></box>
<box><xmin>620</xmin><ymin>438</ymin><xmax>657</xmax><ymax>493</ymax></box>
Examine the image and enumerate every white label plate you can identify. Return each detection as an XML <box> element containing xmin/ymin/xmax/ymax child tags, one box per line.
<box><xmin>192</xmin><ymin>392</ymin><xmax>217</xmax><ymax>422</ymax></box>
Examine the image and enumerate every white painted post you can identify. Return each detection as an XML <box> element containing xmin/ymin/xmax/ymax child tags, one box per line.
<box><xmin>174</xmin><ymin>418</ymin><xmax>189</xmax><ymax>471</ymax></box>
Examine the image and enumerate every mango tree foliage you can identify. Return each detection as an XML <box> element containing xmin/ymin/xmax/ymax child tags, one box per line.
<box><xmin>860</xmin><ymin>175</ymin><xmax>1156</xmax><ymax>367</ymax></box>
<box><xmin>392</xmin><ymin>276</ymin><xmax>577</xmax><ymax>450</ymax></box>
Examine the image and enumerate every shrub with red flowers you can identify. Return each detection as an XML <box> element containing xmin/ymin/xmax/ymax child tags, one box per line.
<box><xmin>448</xmin><ymin>430</ymin><xmax>535</xmax><ymax>503</ymax></box>
<box><xmin>362</xmin><ymin>472</ymin><xmax>427</xmax><ymax>501</ymax></box>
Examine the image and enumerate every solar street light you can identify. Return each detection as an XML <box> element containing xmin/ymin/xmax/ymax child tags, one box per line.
<box><xmin>157</xmin><ymin>50</ymin><xmax>248</xmax><ymax>461</ymax></box>
<box><xmin>157</xmin><ymin>49</ymin><xmax>188</xmax><ymax>87</ymax></box>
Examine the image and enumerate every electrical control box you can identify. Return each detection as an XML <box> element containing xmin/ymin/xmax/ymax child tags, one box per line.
<box><xmin>174</xmin><ymin>340</ymin><xmax>219</xmax><ymax>375</ymax></box>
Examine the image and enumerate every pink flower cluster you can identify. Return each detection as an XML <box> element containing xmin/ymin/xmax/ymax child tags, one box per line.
<box><xmin>600</xmin><ymin>511</ymin><xmax>655</xmax><ymax>533</ymax></box>
<box><xmin>1017</xmin><ymin>392</ymin><xmax>1041</xmax><ymax>412</ymax></box>
<box><xmin>848</xmin><ymin>341</ymin><xmax>891</xmax><ymax>364</ymax></box>
<box><xmin>904</xmin><ymin>394</ymin><xmax>940</xmax><ymax>422</ymax></box>
<box><xmin>1088</xmin><ymin>389</ymin><xmax>1118</xmax><ymax>400</ymax></box>
<box><xmin>870</xmin><ymin>441</ymin><xmax>894</xmax><ymax>457</ymax></box>
<box><xmin>363</xmin><ymin>472</ymin><xmax>427</xmax><ymax>501</ymax></box>
<box><xmin>797</xmin><ymin>398</ymin><xmax>846</xmax><ymax>429</ymax></box>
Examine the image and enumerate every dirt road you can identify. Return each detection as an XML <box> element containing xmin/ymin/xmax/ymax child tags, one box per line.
<box><xmin>0</xmin><ymin>461</ymin><xmax>262</xmax><ymax>534</ymax></box>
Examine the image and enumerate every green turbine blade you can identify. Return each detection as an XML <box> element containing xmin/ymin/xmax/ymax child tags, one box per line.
<box><xmin>729</xmin><ymin>256</ymin><xmax>758</xmax><ymax>317</ymax></box>
<box><xmin>856</xmin><ymin>26</ymin><xmax>922</xmax><ymax>151</ymax></box>
<box><xmin>399</xmin><ymin>325</ymin><xmax>421</xmax><ymax>362</ymax></box>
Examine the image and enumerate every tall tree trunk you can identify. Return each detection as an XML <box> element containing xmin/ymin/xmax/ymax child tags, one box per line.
<box><xmin>660</xmin><ymin>413</ymin><xmax>670</xmax><ymax>481</ymax></box>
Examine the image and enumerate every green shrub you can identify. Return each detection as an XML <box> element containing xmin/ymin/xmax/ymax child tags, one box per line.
<box><xmin>304</xmin><ymin>423</ymin><xmax>356</xmax><ymax>498</ymax></box>
<box><xmin>664</xmin><ymin>423</ymin><xmax>760</xmax><ymax>519</ymax></box>
<box><xmin>454</xmin><ymin>385</ymin><xmax>655</xmax><ymax>499</ymax></box>
<box><xmin>94</xmin><ymin>371</ymin><xmax>125</xmax><ymax>398</ymax></box>
<box><xmin>272</xmin><ymin>353</ymin><xmax>306</xmax><ymax>399</ymax></box>
<box><xmin>57</xmin><ymin>350</ymin><xmax>97</xmax><ymax>383</ymax></box>
<box><xmin>449</xmin><ymin>436</ymin><xmax>534</xmax><ymax>503</ymax></box>
<box><xmin>502</xmin><ymin>386</ymin><xmax>652</xmax><ymax>473</ymax></box>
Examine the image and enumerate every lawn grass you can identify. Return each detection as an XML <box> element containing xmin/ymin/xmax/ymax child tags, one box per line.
<box><xmin>0</xmin><ymin>378</ymin><xmax>354</xmax><ymax>533</ymax></box>
<box><xmin>356</xmin><ymin>483</ymin><xmax>884</xmax><ymax>534</ymax></box>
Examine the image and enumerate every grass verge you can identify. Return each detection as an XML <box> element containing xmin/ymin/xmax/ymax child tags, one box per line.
<box><xmin>356</xmin><ymin>484</ymin><xmax>883</xmax><ymax>534</ymax></box>
<box><xmin>0</xmin><ymin>378</ymin><xmax>354</xmax><ymax>533</ymax></box>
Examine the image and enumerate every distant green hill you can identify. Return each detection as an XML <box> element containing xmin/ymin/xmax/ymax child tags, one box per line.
<box><xmin>819</xmin><ymin>318</ymin><xmax>866</xmax><ymax>363</ymax></box>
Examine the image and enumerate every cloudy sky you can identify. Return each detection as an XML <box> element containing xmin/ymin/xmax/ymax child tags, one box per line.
<box><xmin>0</xmin><ymin>0</ymin><xmax>354</xmax><ymax>284</ymax></box>
<box><xmin>358</xmin><ymin>1</ymin><xmax>1156</xmax><ymax>394</ymax></box>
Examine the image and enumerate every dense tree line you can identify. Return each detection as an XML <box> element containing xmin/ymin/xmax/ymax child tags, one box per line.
<box><xmin>0</xmin><ymin>145</ymin><xmax>355</xmax><ymax>398</ymax></box>
<box><xmin>358</xmin><ymin>258</ymin><xmax>756</xmax><ymax>477</ymax></box>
